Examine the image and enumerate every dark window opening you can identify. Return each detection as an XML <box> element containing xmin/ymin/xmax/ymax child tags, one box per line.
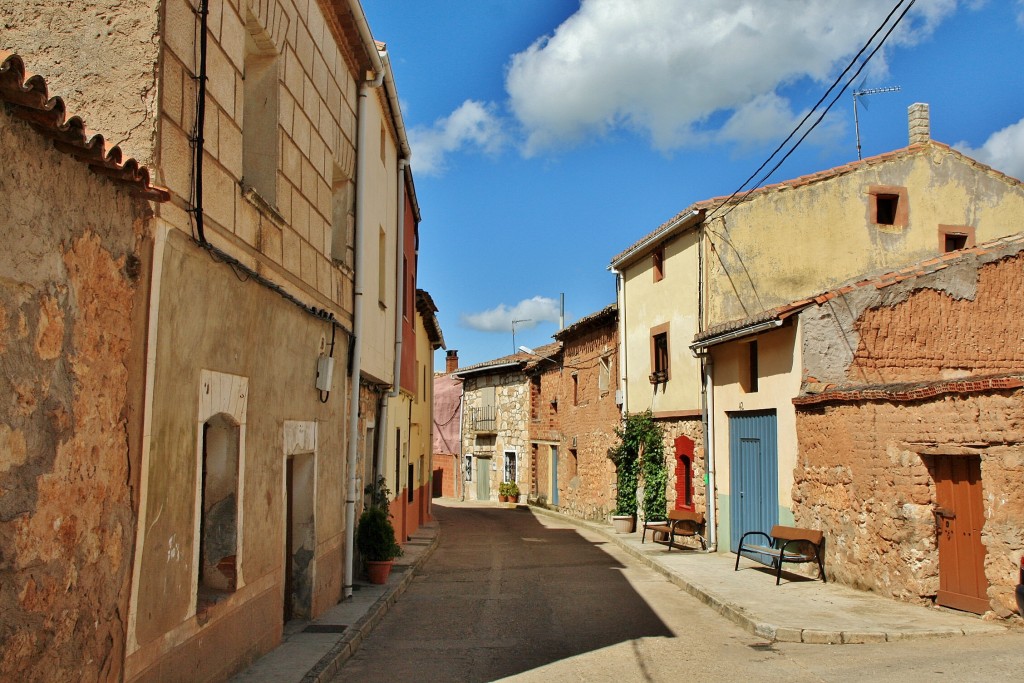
<box><xmin>653</xmin><ymin>331</ymin><xmax>669</xmax><ymax>382</ymax></box>
<box><xmin>875</xmin><ymin>194</ymin><xmax>899</xmax><ymax>225</ymax></box>
<box><xmin>572</xmin><ymin>373</ymin><xmax>579</xmax><ymax>406</ymax></box>
<box><xmin>944</xmin><ymin>233</ymin><xmax>968</xmax><ymax>252</ymax></box>
<box><xmin>680</xmin><ymin>455</ymin><xmax>693</xmax><ymax>509</ymax></box>
<box><xmin>653</xmin><ymin>247</ymin><xmax>664</xmax><ymax>282</ymax></box>
<box><xmin>198</xmin><ymin>415</ymin><xmax>240</xmax><ymax>614</ymax></box>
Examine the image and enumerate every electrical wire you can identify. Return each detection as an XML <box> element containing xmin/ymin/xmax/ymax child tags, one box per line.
<box><xmin>703</xmin><ymin>0</ymin><xmax>916</xmax><ymax>225</ymax></box>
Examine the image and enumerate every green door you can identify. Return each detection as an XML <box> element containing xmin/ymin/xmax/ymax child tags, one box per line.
<box><xmin>476</xmin><ymin>457</ymin><xmax>491</xmax><ymax>501</ymax></box>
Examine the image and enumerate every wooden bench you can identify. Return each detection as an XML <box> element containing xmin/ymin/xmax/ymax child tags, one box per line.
<box><xmin>734</xmin><ymin>525</ymin><xmax>826</xmax><ymax>585</ymax></box>
<box><xmin>641</xmin><ymin>510</ymin><xmax>707</xmax><ymax>551</ymax></box>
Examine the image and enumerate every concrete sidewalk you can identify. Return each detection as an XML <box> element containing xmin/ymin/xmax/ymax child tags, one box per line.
<box><xmin>229</xmin><ymin>520</ymin><xmax>440</xmax><ymax>683</ymax></box>
<box><xmin>231</xmin><ymin>500</ymin><xmax>1009</xmax><ymax>683</ymax></box>
<box><xmin>531</xmin><ymin>505</ymin><xmax>1009</xmax><ymax>645</ymax></box>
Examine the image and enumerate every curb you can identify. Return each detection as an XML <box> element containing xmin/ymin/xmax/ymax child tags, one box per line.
<box><xmin>301</xmin><ymin>526</ymin><xmax>441</xmax><ymax>682</ymax></box>
<box><xmin>527</xmin><ymin>504</ymin><xmax>1003</xmax><ymax>645</ymax></box>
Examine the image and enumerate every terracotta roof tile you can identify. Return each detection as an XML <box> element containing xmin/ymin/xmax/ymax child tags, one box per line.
<box><xmin>0</xmin><ymin>52</ymin><xmax>170</xmax><ymax>202</ymax></box>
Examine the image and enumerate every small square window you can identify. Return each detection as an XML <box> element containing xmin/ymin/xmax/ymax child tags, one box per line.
<box><xmin>938</xmin><ymin>225</ymin><xmax>975</xmax><ymax>253</ymax></box>
<box><xmin>875</xmin><ymin>194</ymin><xmax>899</xmax><ymax>225</ymax></box>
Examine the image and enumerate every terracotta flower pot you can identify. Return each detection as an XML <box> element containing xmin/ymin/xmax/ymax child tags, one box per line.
<box><xmin>366</xmin><ymin>559</ymin><xmax>394</xmax><ymax>585</ymax></box>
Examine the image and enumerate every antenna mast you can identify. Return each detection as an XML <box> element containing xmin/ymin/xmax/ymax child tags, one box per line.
<box><xmin>853</xmin><ymin>85</ymin><xmax>901</xmax><ymax>160</ymax></box>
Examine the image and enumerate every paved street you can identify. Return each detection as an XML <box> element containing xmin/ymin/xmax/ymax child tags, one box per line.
<box><xmin>334</xmin><ymin>502</ymin><xmax>1023</xmax><ymax>682</ymax></box>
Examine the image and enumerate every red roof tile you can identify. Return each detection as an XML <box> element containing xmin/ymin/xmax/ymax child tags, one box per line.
<box><xmin>0</xmin><ymin>52</ymin><xmax>170</xmax><ymax>202</ymax></box>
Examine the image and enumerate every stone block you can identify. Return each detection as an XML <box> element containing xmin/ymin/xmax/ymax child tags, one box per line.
<box><xmin>801</xmin><ymin>629</ymin><xmax>842</xmax><ymax>644</ymax></box>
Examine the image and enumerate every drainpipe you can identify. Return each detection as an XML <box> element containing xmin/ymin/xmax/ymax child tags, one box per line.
<box><xmin>703</xmin><ymin>356</ymin><xmax>717</xmax><ymax>552</ymax></box>
<box><xmin>611</xmin><ymin>268</ymin><xmax>627</xmax><ymax>416</ymax></box>
<box><xmin>344</xmin><ymin>63</ymin><xmax>385</xmax><ymax>600</ymax></box>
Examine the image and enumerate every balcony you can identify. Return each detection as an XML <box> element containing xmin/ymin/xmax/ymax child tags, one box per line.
<box><xmin>472</xmin><ymin>405</ymin><xmax>497</xmax><ymax>434</ymax></box>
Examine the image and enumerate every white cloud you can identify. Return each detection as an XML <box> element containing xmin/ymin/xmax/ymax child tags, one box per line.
<box><xmin>956</xmin><ymin>116</ymin><xmax>1024</xmax><ymax>181</ymax></box>
<box><xmin>408</xmin><ymin>100</ymin><xmax>507</xmax><ymax>176</ymax></box>
<box><xmin>505</xmin><ymin>0</ymin><xmax>958</xmax><ymax>156</ymax></box>
<box><xmin>460</xmin><ymin>296</ymin><xmax>561</xmax><ymax>332</ymax></box>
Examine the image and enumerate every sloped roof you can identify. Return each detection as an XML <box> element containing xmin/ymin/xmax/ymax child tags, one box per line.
<box><xmin>451</xmin><ymin>341</ymin><xmax>563</xmax><ymax>379</ymax></box>
<box><xmin>0</xmin><ymin>52</ymin><xmax>170</xmax><ymax>202</ymax></box>
<box><xmin>554</xmin><ymin>303</ymin><xmax>617</xmax><ymax>341</ymax></box>
<box><xmin>416</xmin><ymin>289</ymin><xmax>445</xmax><ymax>350</ymax></box>
<box><xmin>692</xmin><ymin>231</ymin><xmax>1024</xmax><ymax>349</ymax></box>
<box><xmin>610</xmin><ymin>140</ymin><xmax>1024</xmax><ymax>269</ymax></box>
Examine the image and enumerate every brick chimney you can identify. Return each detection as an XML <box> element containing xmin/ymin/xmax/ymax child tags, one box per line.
<box><xmin>445</xmin><ymin>349</ymin><xmax>459</xmax><ymax>374</ymax></box>
<box><xmin>908</xmin><ymin>102</ymin><xmax>930</xmax><ymax>145</ymax></box>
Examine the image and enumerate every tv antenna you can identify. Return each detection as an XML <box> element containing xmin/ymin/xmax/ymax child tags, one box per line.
<box><xmin>853</xmin><ymin>85</ymin><xmax>900</xmax><ymax>160</ymax></box>
<box><xmin>511</xmin><ymin>319</ymin><xmax>531</xmax><ymax>353</ymax></box>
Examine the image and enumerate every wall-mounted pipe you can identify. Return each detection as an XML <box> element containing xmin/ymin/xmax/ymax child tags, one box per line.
<box><xmin>344</xmin><ymin>66</ymin><xmax>384</xmax><ymax>600</ymax></box>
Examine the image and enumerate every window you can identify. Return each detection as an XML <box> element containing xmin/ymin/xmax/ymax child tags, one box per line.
<box><xmin>652</xmin><ymin>246</ymin><xmax>664</xmax><ymax>282</ymax></box>
<box><xmin>740</xmin><ymin>340</ymin><xmax>758</xmax><ymax>393</ymax></box>
<box><xmin>598</xmin><ymin>355</ymin><xmax>611</xmax><ymax>396</ymax></box>
<box><xmin>242</xmin><ymin>19</ymin><xmax>280</xmax><ymax>205</ymax></box>
<box><xmin>679</xmin><ymin>454</ymin><xmax>693</xmax><ymax>509</ymax></box>
<box><xmin>650</xmin><ymin>324</ymin><xmax>670</xmax><ymax>383</ymax></box>
<box><xmin>330</xmin><ymin>164</ymin><xmax>354</xmax><ymax>267</ymax></box>
<box><xmin>939</xmin><ymin>225</ymin><xmax>975</xmax><ymax>253</ymax></box>
<box><xmin>504</xmin><ymin>451</ymin><xmax>517</xmax><ymax>483</ymax></box>
<box><xmin>464</xmin><ymin>455</ymin><xmax>473</xmax><ymax>482</ymax></box>
<box><xmin>198</xmin><ymin>415</ymin><xmax>240</xmax><ymax>610</ymax></box>
<box><xmin>875</xmin><ymin>194</ymin><xmax>899</xmax><ymax>225</ymax></box>
<box><xmin>378</xmin><ymin>228</ymin><xmax>387</xmax><ymax>306</ymax></box>
<box><xmin>868</xmin><ymin>185</ymin><xmax>909</xmax><ymax>228</ymax></box>
<box><xmin>572</xmin><ymin>372</ymin><xmax>579</xmax><ymax>406</ymax></box>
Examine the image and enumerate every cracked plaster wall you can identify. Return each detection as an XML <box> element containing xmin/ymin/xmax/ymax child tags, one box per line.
<box><xmin>0</xmin><ymin>102</ymin><xmax>150</xmax><ymax>681</ymax></box>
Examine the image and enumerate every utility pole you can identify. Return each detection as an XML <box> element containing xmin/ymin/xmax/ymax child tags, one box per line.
<box><xmin>853</xmin><ymin>85</ymin><xmax>900</xmax><ymax>160</ymax></box>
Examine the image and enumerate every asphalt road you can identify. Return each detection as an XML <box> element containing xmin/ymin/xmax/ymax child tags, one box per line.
<box><xmin>333</xmin><ymin>501</ymin><xmax>1024</xmax><ymax>682</ymax></box>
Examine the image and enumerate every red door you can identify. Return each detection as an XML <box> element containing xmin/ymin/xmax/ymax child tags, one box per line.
<box><xmin>933</xmin><ymin>455</ymin><xmax>989</xmax><ymax>614</ymax></box>
<box><xmin>674</xmin><ymin>435</ymin><xmax>694</xmax><ymax>511</ymax></box>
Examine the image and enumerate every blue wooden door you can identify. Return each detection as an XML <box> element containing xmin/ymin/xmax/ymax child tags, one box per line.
<box><xmin>729</xmin><ymin>411</ymin><xmax>779</xmax><ymax>553</ymax></box>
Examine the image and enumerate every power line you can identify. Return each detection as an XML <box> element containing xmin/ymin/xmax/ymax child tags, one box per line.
<box><xmin>703</xmin><ymin>0</ymin><xmax>916</xmax><ymax>225</ymax></box>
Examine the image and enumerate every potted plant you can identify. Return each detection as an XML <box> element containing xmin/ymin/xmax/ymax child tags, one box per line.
<box><xmin>499</xmin><ymin>481</ymin><xmax>519</xmax><ymax>504</ymax></box>
<box><xmin>357</xmin><ymin>476</ymin><xmax>403</xmax><ymax>584</ymax></box>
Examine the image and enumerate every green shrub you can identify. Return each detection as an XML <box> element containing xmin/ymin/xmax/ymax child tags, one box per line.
<box><xmin>357</xmin><ymin>476</ymin><xmax>403</xmax><ymax>561</ymax></box>
<box><xmin>608</xmin><ymin>410</ymin><xmax>667</xmax><ymax>520</ymax></box>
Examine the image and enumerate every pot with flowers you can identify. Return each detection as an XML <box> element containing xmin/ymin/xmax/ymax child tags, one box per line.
<box><xmin>499</xmin><ymin>481</ymin><xmax>520</xmax><ymax>505</ymax></box>
<box><xmin>357</xmin><ymin>476</ymin><xmax>403</xmax><ymax>584</ymax></box>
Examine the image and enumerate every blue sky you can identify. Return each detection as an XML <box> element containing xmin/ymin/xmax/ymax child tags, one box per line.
<box><xmin>360</xmin><ymin>0</ymin><xmax>1024</xmax><ymax>371</ymax></box>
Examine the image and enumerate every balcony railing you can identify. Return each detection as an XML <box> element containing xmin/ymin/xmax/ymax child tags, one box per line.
<box><xmin>472</xmin><ymin>405</ymin><xmax>497</xmax><ymax>433</ymax></box>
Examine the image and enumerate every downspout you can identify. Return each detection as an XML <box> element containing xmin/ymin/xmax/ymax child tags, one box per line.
<box><xmin>698</xmin><ymin>223</ymin><xmax>717</xmax><ymax>552</ymax></box>
<box><xmin>344</xmin><ymin>64</ymin><xmax>385</xmax><ymax>600</ymax></box>
<box><xmin>611</xmin><ymin>268</ymin><xmax>628</xmax><ymax>416</ymax></box>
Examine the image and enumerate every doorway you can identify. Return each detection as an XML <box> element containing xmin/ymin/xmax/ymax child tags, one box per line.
<box><xmin>729</xmin><ymin>411</ymin><xmax>779</xmax><ymax>553</ymax></box>
<box><xmin>284</xmin><ymin>452</ymin><xmax>315</xmax><ymax>622</ymax></box>
<box><xmin>931</xmin><ymin>455</ymin><xmax>989</xmax><ymax>614</ymax></box>
<box><xmin>476</xmin><ymin>456</ymin><xmax>491</xmax><ymax>500</ymax></box>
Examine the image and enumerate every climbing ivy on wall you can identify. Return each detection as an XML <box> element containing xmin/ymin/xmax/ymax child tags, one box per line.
<box><xmin>608</xmin><ymin>410</ymin><xmax>667</xmax><ymax>520</ymax></box>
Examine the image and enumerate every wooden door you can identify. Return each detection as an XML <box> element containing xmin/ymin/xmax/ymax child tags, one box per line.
<box><xmin>729</xmin><ymin>411</ymin><xmax>778</xmax><ymax>554</ymax></box>
<box><xmin>476</xmin><ymin>457</ymin><xmax>491</xmax><ymax>501</ymax></box>
<box><xmin>933</xmin><ymin>455</ymin><xmax>989</xmax><ymax>614</ymax></box>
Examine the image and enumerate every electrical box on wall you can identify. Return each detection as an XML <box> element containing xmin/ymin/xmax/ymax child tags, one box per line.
<box><xmin>316</xmin><ymin>356</ymin><xmax>334</xmax><ymax>391</ymax></box>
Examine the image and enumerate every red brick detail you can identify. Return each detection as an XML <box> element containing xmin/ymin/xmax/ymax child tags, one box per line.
<box><xmin>794</xmin><ymin>375</ymin><xmax>1024</xmax><ymax>406</ymax></box>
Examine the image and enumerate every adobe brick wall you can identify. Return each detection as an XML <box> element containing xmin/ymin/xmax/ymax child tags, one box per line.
<box><xmin>849</xmin><ymin>255</ymin><xmax>1024</xmax><ymax>383</ymax></box>
<box><xmin>794</xmin><ymin>392</ymin><xmax>1024</xmax><ymax>616</ymax></box>
<box><xmin>552</xmin><ymin>320</ymin><xmax>619</xmax><ymax>520</ymax></box>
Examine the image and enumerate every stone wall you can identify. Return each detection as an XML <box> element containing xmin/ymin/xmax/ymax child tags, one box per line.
<box><xmin>794</xmin><ymin>392</ymin><xmax>1024</xmax><ymax>616</ymax></box>
<box><xmin>0</xmin><ymin>102</ymin><xmax>151</xmax><ymax>682</ymax></box>
<box><xmin>657</xmin><ymin>417</ymin><xmax>706</xmax><ymax>516</ymax></box>
<box><xmin>461</xmin><ymin>371</ymin><xmax>529</xmax><ymax>500</ymax></box>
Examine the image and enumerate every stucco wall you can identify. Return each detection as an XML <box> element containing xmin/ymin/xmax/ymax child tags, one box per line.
<box><xmin>0</xmin><ymin>105</ymin><xmax>151</xmax><ymax>682</ymax></box>
<box><xmin>126</xmin><ymin>229</ymin><xmax>348</xmax><ymax>680</ymax></box>
<box><xmin>0</xmin><ymin>0</ymin><xmax>162</xmax><ymax>164</ymax></box>
<box><xmin>707</xmin><ymin>145</ymin><xmax>1024</xmax><ymax>326</ymax></box>
<box><xmin>710</xmin><ymin>323</ymin><xmax>802</xmax><ymax>549</ymax></box>
<box><xmin>620</xmin><ymin>229</ymin><xmax>702</xmax><ymax>414</ymax></box>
